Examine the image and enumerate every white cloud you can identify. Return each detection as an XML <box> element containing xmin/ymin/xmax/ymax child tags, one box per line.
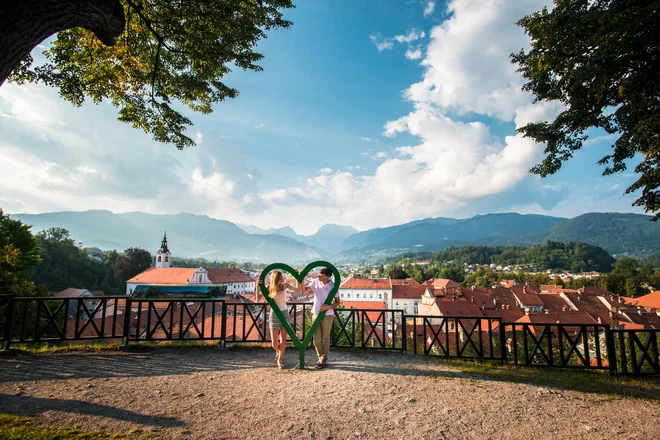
<box><xmin>248</xmin><ymin>0</ymin><xmax>560</xmax><ymax>230</ymax></box>
<box><xmin>394</xmin><ymin>30</ymin><xmax>425</xmax><ymax>44</ymax></box>
<box><xmin>424</xmin><ymin>1</ymin><xmax>436</xmax><ymax>17</ymax></box>
<box><xmin>405</xmin><ymin>47</ymin><xmax>423</xmax><ymax>60</ymax></box>
<box><xmin>370</xmin><ymin>34</ymin><xmax>394</xmax><ymax>51</ymax></box>
<box><xmin>194</xmin><ymin>131</ymin><xmax>204</xmax><ymax>144</ymax></box>
<box><xmin>1</xmin><ymin>0</ymin><xmax>576</xmax><ymax>235</ymax></box>
<box><xmin>584</xmin><ymin>133</ymin><xmax>617</xmax><ymax>146</ymax></box>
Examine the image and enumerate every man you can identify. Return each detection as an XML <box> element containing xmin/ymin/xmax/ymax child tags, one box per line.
<box><xmin>300</xmin><ymin>267</ymin><xmax>339</xmax><ymax>369</ymax></box>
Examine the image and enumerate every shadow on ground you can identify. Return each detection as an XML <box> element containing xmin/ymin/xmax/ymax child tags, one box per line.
<box><xmin>1</xmin><ymin>346</ymin><xmax>658</xmax><ymax>401</ymax></box>
<box><xmin>0</xmin><ymin>394</ymin><xmax>184</xmax><ymax>427</ymax></box>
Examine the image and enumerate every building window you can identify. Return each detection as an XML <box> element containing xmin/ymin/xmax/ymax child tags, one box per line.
<box><xmin>198</xmin><ymin>274</ymin><xmax>203</xmax><ymax>282</ymax></box>
<box><xmin>165</xmin><ymin>256</ymin><xmax>169</xmax><ymax>262</ymax></box>
<box><xmin>370</xmin><ymin>293</ymin><xmax>373</xmax><ymax>299</ymax></box>
<box><xmin>157</xmin><ymin>256</ymin><xmax>162</xmax><ymax>262</ymax></box>
<box><xmin>396</xmin><ymin>301</ymin><xmax>399</xmax><ymax>306</ymax></box>
<box><xmin>379</xmin><ymin>293</ymin><xmax>383</xmax><ymax>299</ymax></box>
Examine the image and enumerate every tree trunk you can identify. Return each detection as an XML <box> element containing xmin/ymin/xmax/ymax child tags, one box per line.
<box><xmin>0</xmin><ymin>0</ymin><xmax>125</xmax><ymax>86</ymax></box>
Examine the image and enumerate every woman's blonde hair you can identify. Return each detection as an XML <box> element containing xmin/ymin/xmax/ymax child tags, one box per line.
<box><xmin>268</xmin><ymin>271</ymin><xmax>283</xmax><ymax>298</ymax></box>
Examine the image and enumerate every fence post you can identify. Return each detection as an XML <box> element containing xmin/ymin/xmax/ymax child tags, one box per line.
<box><xmin>604</xmin><ymin>325</ymin><xmax>617</xmax><ymax>375</ymax></box>
<box><xmin>220</xmin><ymin>300</ymin><xmax>227</xmax><ymax>348</ymax></box>
<box><xmin>2</xmin><ymin>296</ymin><xmax>15</xmax><ymax>351</ymax></box>
<box><xmin>401</xmin><ymin>315</ymin><xmax>407</xmax><ymax>354</ymax></box>
<box><xmin>499</xmin><ymin>319</ymin><xmax>507</xmax><ymax>364</ymax></box>
<box><xmin>122</xmin><ymin>297</ymin><xmax>132</xmax><ymax>347</ymax></box>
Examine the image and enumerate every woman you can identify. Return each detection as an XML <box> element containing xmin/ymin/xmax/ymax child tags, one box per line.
<box><xmin>267</xmin><ymin>271</ymin><xmax>294</xmax><ymax>369</ymax></box>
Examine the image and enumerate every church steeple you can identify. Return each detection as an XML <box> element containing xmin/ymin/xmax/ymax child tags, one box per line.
<box><xmin>160</xmin><ymin>232</ymin><xmax>169</xmax><ymax>253</ymax></box>
<box><xmin>155</xmin><ymin>231</ymin><xmax>171</xmax><ymax>268</ymax></box>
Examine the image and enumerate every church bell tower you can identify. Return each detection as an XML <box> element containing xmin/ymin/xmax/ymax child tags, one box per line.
<box><xmin>155</xmin><ymin>232</ymin><xmax>171</xmax><ymax>268</ymax></box>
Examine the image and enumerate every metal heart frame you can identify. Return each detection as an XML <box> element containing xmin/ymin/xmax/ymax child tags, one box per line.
<box><xmin>258</xmin><ymin>260</ymin><xmax>341</xmax><ymax>369</ymax></box>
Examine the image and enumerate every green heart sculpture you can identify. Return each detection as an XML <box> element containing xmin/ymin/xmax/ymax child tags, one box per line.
<box><xmin>258</xmin><ymin>261</ymin><xmax>341</xmax><ymax>369</ymax></box>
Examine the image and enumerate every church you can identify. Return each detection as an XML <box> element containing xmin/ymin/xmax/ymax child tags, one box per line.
<box><xmin>126</xmin><ymin>233</ymin><xmax>256</xmax><ymax>297</ymax></box>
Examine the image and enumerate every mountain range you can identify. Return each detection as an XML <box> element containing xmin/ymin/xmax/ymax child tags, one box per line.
<box><xmin>9</xmin><ymin>210</ymin><xmax>660</xmax><ymax>263</ymax></box>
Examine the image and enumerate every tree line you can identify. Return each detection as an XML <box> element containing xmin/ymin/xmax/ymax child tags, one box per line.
<box><xmin>376</xmin><ymin>241</ymin><xmax>660</xmax><ymax>297</ymax></box>
<box><xmin>1</xmin><ymin>210</ymin><xmax>152</xmax><ymax>297</ymax></box>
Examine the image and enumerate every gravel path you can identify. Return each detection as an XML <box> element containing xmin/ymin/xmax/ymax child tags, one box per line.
<box><xmin>0</xmin><ymin>347</ymin><xmax>658</xmax><ymax>439</ymax></box>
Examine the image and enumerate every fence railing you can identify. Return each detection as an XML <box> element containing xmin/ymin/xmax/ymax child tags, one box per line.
<box><xmin>1</xmin><ymin>295</ymin><xmax>658</xmax><ymax>376</ymax></box>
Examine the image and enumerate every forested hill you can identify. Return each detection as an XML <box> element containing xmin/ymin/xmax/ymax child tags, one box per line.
<box><xmin>429</xmin><ymin>241</ymin><xmax>616</xmax><ymax>273</ymax></box>
<box><xmin>483</xmin><ymin>213</ymin><xmax>660</xmax><ymax>257</ymax></box>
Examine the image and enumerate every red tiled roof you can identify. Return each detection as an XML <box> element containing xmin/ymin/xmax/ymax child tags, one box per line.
<box><xmin>510</xmin><ymin>285</ymin><xmax>540</xmax><ymax>295</ymax></box>
<box><xmin>630</xmin><ymin>291</ymin><xmax>660</xmax><ymax>309</ymax></box>
<box><xmin>54</xmin><ymin>288</ymin><xmax>92</xmax><ymax>298</ymax></box>
<box><xmin>511</xmin><ymin>289</ymin><xmax>544</xmax><ymax>307</ymax></box>
<box><xmin>339</xmin><ymin>301</ymin><xmax>385</xmax><ymax>310</ymax></box>
<box><xmin>490</xmin><ymin>288</ymin><xmax>519</xmax><ymax>308</ymax></box>
<box><xmin>538</xmin><ymin>293</ymin><xmax>571</xmax><ymax>311</ymax></box>
<box><xmin>562</xmin><ymin>292</ymin><xmax>612</xmax><ymax>323</ymax></box>
<box><xmin>622</xmin><ymin>311</ymin><xmax>660</xmax><ymax>329</ymax></box>
<box><xmin>392</xmin><ymin>285</ymin><xmax>428</xmax><ymax>299</ymax></box>
<box><xmin>579</xmin><ymin>286</ymin><xmax>615</xmax><ymax>296</ymax></box>
<box><xmin>127</xmin><ymin>267</ymin><xmax>197</xmax><ymax>284</ymax></box>
<box><xmin>341</xmin><ymin>277</ymin><xmax>391</xmax><ymax>289</ymax></box>
<box><xmin>498</xmin><ymin>308</ymin><xmax>526</xmax><ymax>322</ymax></box>
<box><xmin>206</xmin><ymin>268</ymin><xmax>253</xmax><ymax>284</ymax></box>
<box><xmin>460</xmin><ymin>289</ymin><xmax>494</xmax><ymax>309</ymax></box>
<box><xmin>391</xmin><ymin>278</ymin><xmax>421</xmax><ymax>286</ymax></box>
<box><xmin>516</xmin><ymin>311</ymin><xmax>596</xmax><ymax>325</ymax></box>
<box><xmin>338</xmin><ymin>301</ymin><xmax>386</xmax><ymax>322</ymax></box>
<box><xmin>425</xmin><ymin>278</ymin><xmax>460</xmax><ymax>289</ymax></box>
<box><xmin>434</xmin><ymin>300</ymin><xmax>484</xmax><ymax>317</ymax></box>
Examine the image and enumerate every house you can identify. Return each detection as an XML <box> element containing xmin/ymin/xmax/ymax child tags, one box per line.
<box><xmin>510</xmin><ymin>286</ymin><xmax>544</xmax><ymax>313</ymax></box>
<box><xmin>537</xmin><ymin>292</ymin><xmax>572</xmax><ymax>313</ymax></box>
<box><xmin>54</xmin><ymin>288</ymin><xmax>99</xmax><ymax>318</ymax></box>
<box><xmin>339</xmin><ymin>276</ymin><xmax>391</xmax><ymax>304</ymax></box>
<box><xmin>418</xmin><ymin>290</ymin><xmax>484</xmax><ymax>327</ymax></box>
<box><xmin>390</xmin><ymin>284</ymin><xmax>429</xmax><ymax>317</ymax></box>
<box><xmin>206</xmin><ymin>267</ymin><xmax>255</xmax><ymax>294</ymax></box>
<box><xmin>559</xmin><ymin>291</ymin><xmax>614</xmax><ymax>324</ymax></box>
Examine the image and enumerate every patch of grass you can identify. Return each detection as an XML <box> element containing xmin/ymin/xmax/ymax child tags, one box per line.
<box><xmin>437</xmin><ymin>358</ymin><xmax>660</xmax><ymax>401</ymax></box>
<box><xmin>0</xmin><ymin>413</ymin><xmax>132</xmax><ymax>439</ymax></box>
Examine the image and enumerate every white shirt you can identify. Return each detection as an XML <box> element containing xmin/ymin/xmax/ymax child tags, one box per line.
<box><xmin>308</xmin><ymin>278</ymin><xmax>335</xmax><ymax>316</ymax></box>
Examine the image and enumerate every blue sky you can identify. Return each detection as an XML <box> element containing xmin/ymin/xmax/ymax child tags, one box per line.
<box><xmin>0</xmin><ymin>0</ymin><xmax>645</xmax><ymax>235</ymax></box>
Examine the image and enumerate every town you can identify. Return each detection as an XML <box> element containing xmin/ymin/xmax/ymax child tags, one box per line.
<box><xmin>50</xmin><ymin>233</ymin><xmax>660</xmax><ymax>341</ymax></box>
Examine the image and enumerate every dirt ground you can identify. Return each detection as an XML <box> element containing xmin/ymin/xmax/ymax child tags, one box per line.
<box><xmin>0</xmin><ymin>346</ymin><xmax>659</xmax><ymax>440</ymax></box>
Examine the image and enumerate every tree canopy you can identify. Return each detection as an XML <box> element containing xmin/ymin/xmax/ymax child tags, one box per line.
<box><xmin>113</xmin><ymin>247</ymin><xmax>152</xmax><ymax>284</ymax></box>
<box><xmin>3</xmin><ymin>0</ymin><xmax>294</xmax><ymax>148</ymax></box>
<box><xmin>0</xmin><ymin>209</ymin><xmax>43</xmax><ymax>296</ymax></box>
<box><xmin>512</xmin><ymin>0</ymin><xmax>660</xmax><ymax>219</ymax></box>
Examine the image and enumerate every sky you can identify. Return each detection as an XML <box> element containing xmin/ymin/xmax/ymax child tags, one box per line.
<box><xmin>0</xmin><ymin>0</ymin><xmax>645</xmax><ymax>235</ymax></box>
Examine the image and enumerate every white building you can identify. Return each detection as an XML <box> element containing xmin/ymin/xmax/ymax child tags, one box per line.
<box><xmin>339</xmin><ymin>275</ymin><xmax>391</xmax><ymax>304</ymax></box>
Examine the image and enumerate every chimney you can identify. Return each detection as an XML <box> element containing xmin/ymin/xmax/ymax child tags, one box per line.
<box><xmin>618</xmin><ymin>297</ymin><xmax>624</xmax><ymax>304</ymax></box>
<box><xmin>471</xmin><ymin>285</ymin><xmax>475</xmax><ymax>291</ymax></box>
<box><xmin>597</xmin><ymin>317</ymin><xmax>602</xmax><ymax>324</ymax></box>
<box><xmin>471</xmin><ymin>296</ymin><xmax>475</xmax><ymax>304</ymax></box>
<box><xmin>523</xmin><ymin>286</ymin><xmax>527</xmax><ymax>294</ymax></box>
<box><xmin>562</xmin><ymin>306</ymin><xmax>566</xmax><ymax>312</ymax></box>
<box><xmin>493</xmin><ymin>298</ymin><xmax>498</xmax><ymax>307</ymax></box>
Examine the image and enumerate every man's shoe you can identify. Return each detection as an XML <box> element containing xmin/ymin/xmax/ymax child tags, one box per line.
<box><xmin>311</xmin><ymin>362</ymin><xmax>324</xmax><ymax>370</ymax></box>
